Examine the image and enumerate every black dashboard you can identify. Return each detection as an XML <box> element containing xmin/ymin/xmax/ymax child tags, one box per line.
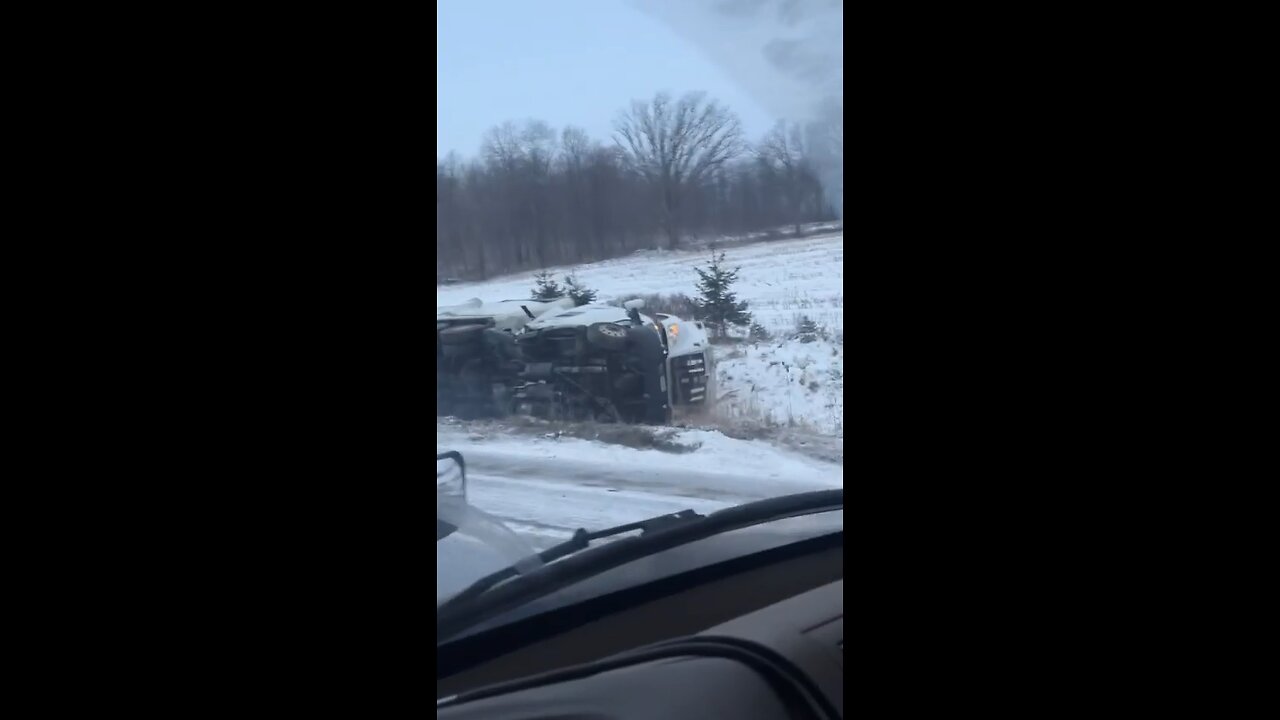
<box><xmin>438</xmin><ymin>540</ymin><xmax>843</xmax><ymax>719</ymax></box>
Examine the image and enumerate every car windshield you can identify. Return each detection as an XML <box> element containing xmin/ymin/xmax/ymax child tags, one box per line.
<box><xmin>437</xmin><ymin>0</ymin><xmax>843</xmax><ymax>623</ymax></box>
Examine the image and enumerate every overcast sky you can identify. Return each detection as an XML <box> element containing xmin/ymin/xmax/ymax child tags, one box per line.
<box><xmin>436</xmin><ymin>0</ymin><xmax>780</xmax><ymax>158</ymax></box>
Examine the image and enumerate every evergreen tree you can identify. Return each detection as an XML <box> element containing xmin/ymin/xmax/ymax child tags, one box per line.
<box><xmin>563</xmin><ymin>274</ymin><xmax>597</xmax><ymax>306</ymax></box>
<box><xmin>793</xmin><ymin>315</ymin><xmax>824</xmax><ymax>343</ymax></box>
<box><xmin>693</xmin><ymin>251</ymin><xmax>752</xmax><ymax>339</ymax></box>
<box><xmin>530</xmin><ymin>270</ymin><xmax>564</xmax><ymax>301</ymax></box>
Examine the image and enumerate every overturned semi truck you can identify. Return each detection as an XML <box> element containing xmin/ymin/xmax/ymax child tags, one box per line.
<box><xmin>436</xmin><ymin>297</ymin><xmax>715</xmax><ymax>424</ymax></box>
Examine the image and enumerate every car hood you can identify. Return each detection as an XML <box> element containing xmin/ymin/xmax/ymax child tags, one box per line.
<box><xmin>438</xmin><ymin>504</ymin><xmax>541</xmax><ymax>604</ymax></box>
<box><xmin>439</xmin><ymin>508</ymin><xmax>842</xmax><ymax>639</ymax></box>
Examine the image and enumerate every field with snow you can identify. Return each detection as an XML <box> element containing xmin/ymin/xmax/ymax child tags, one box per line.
<box><xmin>439</xmin><ymin>232</ymin><xmax>845</xmax><ymax>435</ymax></box>
<box><xmin>437</xmin><ymin>232</ymin><xmax>844</xmax><ymax>556</ymax></box>
<box><xmin>437</xmin><ymin>231</ymin><xmax>844</xmax><ymax>336</ymax></box>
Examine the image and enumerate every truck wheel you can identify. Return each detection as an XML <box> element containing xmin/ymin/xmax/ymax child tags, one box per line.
<box><xmin>586</xmin><ymin>322</ymin><xmax>629</xmax><ymax>352</ymax></box>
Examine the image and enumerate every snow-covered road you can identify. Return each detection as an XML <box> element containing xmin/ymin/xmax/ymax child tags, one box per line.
<box><xmin>467</xmin><ymin>472</ymin><xmax>734</xmax><ymax>547</ymax></box>
<box><xmin>442</xmin><ymin>426</ymin><xmax>843</xmax><ymax>549</ymax></box>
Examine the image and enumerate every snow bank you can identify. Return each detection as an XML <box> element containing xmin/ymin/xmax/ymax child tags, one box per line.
<box><xmin>714</xmin><ymin>337</ymin><xmax>844</xmax><ymax>436</ymax></box>
<box><xmin>438</xmin><ymin>425</ymin><xmax>842</xmax><ymax>489</ymax></box>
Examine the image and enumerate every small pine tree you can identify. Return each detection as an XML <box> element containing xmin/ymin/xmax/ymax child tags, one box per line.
<box><xmin>794</xmin><ymin>315</ymin><xmax>822</xmax><ymax>343</ymax></box>
<box><xmin>530</xmin><ymin>271</ymin><xmax>564</xmax><ymax>301</ymax></box>
<box><xmin>563</xmin><ymin>274</ymin><xmax>597</xmax><ymax>306</ymax></box>
<box><xmin>693</xmin><ymin>251</ymin><xmax>752</xmax><ymax>340</ymax></box>
<box><xmin>749</xmin><ymin>322</ymin><xmax>772</xmax><ymax>341</ymax></box>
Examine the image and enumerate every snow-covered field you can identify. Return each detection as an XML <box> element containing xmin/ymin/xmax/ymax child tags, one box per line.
<box><xmin>439</xmin><ymin>232</ymin><xmax>845</xmax><ymax>434</ymax></box>
<box><xmin>714</xmin><ymin>336</ymin><xmax>844</xmax><ymax>435</ymax></box>
<box><xmin>437</xmin><ymin>233</ymin><xmax>845</xmax><ymax>551</ymax></box>
<box><xmin>437</xmin><ymin>232</ymin><xmax>843</xmax><ymax>335</ymax></box>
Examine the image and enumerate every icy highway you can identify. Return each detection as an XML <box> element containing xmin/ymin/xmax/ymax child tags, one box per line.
<box><xmin>441</xmin><ymin>427</ymin><xmax>843</xmax><ymax>549</ymax></box>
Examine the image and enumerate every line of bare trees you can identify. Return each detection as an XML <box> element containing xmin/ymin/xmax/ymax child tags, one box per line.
<box><xmin>437</xmin><ymin>91</ymin><xmax>842</xmax><ymax>281</ymax></box>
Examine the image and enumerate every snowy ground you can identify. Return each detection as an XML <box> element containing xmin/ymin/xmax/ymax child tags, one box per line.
<box><xmin>437</xmin><ymin>232</ymin><xmax>844</xmax><ymax>337</ymax></box>
<box><xmin>714</xmin><ymin>337</ymin><xmax>844</xmax><ymax>435</ymax></box>
<box><xmin>437</xmin><ymin>233</ymin><xmax>845</xmax><ymax>551</ymax></box>
<box><xmin>439</xmin><ymin>425</ymin><xmax>843</xmax><ymax>550</ymax></box>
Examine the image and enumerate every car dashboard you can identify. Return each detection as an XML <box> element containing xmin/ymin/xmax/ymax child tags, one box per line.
<box><xmin>438</xmin><ymin>538</ymin><xmax>843</xmax><ymax>719</ymax></box>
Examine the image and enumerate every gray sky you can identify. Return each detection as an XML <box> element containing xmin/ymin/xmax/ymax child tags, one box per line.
<box><xmin>436</xmin><ymin>0</ymin><xmax>784</xmax><ymax>158</ymax></box>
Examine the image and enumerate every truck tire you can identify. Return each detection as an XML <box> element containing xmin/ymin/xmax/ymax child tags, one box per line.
<box><xmin>586</xmin><ymin>322</ymin><xmax>629</xmax><ymax>352</ymax></box>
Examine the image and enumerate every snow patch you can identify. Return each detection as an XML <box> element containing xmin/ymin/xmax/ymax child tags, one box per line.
<box><xmin>438</xmin><ymin>425</ymin><xmax>841</xmax><ymax>488</ymax></box>
<box><xmin>713</xmin><ymin>337</ymin><xmax>843</xmax><ymax>436</ymax></box>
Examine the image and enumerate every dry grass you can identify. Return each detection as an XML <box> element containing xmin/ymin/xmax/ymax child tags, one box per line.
<box><xmin>621</xmin><ymin>292</ymin><xmax>700</xmax><ymax>319</ymax></box>
<box><xmin>471</xmin><ymin>415</ymin><xmax>702</xmax><ymax>453</ymax></box>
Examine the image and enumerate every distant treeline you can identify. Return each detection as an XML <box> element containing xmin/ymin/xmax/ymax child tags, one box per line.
<box><xmin>437</xmin><ymin>91</ymin><xmax>843</xmax><ymax>281</ymax></box>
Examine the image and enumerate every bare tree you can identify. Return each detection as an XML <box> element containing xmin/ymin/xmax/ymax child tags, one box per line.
<box><xmin>613</xmin><ymin>91</ymin><xmax>745</xmax><ymax>248</ymax></box>
<box><xmin>480</xmin><ymin>120</ymin><xmax>558</xmax><ymax>266</ymax></box>
<box><xmin>560</xmin><ymin>126</ymin><xmax>592</xmax><ymax>170</ymax></box>
<box><xmin>757</xmin><ymin>120</ymin><xmax>822</xmax><ymax>236</ymax></box>
<box><xmin>436</xmin><ymin>109</ymin><xmax>837</xmax><ymax>282</ymax></box>
<box><xmin>558</xmin><ymin>126</ymin><xmax>596</xmax><ymax>258</ymax></box>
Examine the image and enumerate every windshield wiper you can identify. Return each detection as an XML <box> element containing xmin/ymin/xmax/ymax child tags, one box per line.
<box><xmin>439</xmin><ymin>509</ymin><xmax>705</xmax><ymax>611</ymax></box>
<box><xmin>437</xmin><ymin>489</ymin><xmax>842</xmax><ymax>642</ymax></box>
